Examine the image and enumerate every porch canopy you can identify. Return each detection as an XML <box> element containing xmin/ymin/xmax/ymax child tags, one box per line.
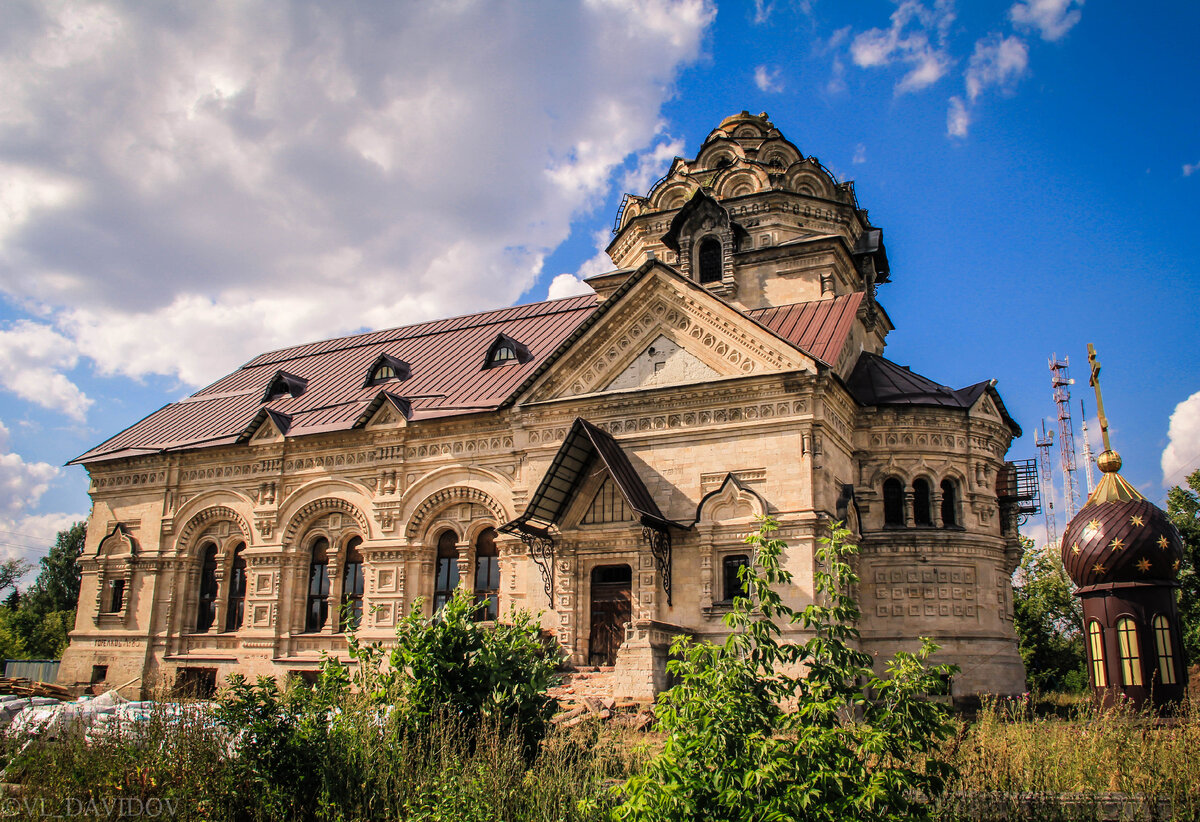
<box><xmin>499</xmin><ymin>418</ymin><xmax>685</xmax><ymax>602</ymax></box>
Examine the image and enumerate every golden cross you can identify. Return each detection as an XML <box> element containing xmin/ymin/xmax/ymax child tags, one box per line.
<box><xmin>1087</xmin><ymin>343</ymin><xmax>1113</xmax><ymax>452</ymax></box>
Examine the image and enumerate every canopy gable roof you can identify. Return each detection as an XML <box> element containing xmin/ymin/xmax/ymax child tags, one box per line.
<box><xmin>500</xmin><ymin>418</ymin><xmax>683</xmax><ymax>537</ymax></box>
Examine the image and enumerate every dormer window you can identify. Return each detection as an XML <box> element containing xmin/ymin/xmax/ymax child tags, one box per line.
<box><xmin>483</xmin><ymin>333</ymin><xmax>531</xmax><ymax>369</ymax></box>
<box><xmin>363</xmin><ymin>354</ymin><xmax>411</xmax><ymax>387</ymax></box>
<box><xmin>262</xmin><ymin>370</ymin><xmax>307</xmax><ymax>402</ymax></box>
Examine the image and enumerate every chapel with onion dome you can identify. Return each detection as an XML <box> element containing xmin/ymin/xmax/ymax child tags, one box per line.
<box><xmin>1060</xmin><ymin>345</ymin><xmax>1187</xmax><ymax>708</ymax></box>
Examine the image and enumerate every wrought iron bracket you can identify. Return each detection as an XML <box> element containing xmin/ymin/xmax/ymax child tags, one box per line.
<box><xmin>518</xmin><ymin>530</ymin><xmax>556</xmax><ymax>602</ymax></box>
<box><xmin>642</xmin><ymin>525</ymin><xmax>673</xmax><ymax>606</ymax></box>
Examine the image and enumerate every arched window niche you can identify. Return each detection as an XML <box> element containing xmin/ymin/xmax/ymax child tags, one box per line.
<box><xmin>224</xmin><ymin>543</ymin><xmax>246</xmax><ymax>632</ymax></box>
<box><xmin>1116</xmin><ymin>616</ymin><xmax>1143</xmax><ymax>687</ymax></box>
<box><xmin>434</xmin><ymin>529</ymin><xmax>460</xmax><ymax>613</ymax></box>
<box><xmin>883</xmin><ymin>478</ymin><xmax>904</xmax><ymax>527</ymax></box>
<box><xmin>940</xmin><ymin>479</ymin><xmax>959</xmax><ymax>528</ymax></box>
<box><xmin>1087</xmin><ymin>620</ymin><xmax>1107</xmax><ymax>688</ymax></box>
<box><xmin>305</xmin><ymin>537</ymin><xmax>331</xmax><ymax>633</ymax></box>
<box><xmin>341</xmin><ymin>536</ymin><xmax>365</xmax><ymax>632</ymax></box>
<box><xmin>473</xmin><ymin>528</ymin><xmax>499</xmax><ymax>621</ymax></box>
<box><xmin>196</xmin><ymin>543</ymin><xmax>219</xmax><ymax>632</ymax></box>
<box><xmin>1152</xmin><ymin>614</ymin><xmax>1178</xmax><ymax>686</ymax></box>
<box><xmin>912</xmin><ymin>479</ymin><xmax>933</xmax><ymax>527</ymax></box>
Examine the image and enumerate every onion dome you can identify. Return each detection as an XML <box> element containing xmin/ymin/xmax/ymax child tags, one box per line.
<box><xmin>1060</xmin><ymin>448</ymin><xmax>1184</xmax><ymax>587</ymax></box>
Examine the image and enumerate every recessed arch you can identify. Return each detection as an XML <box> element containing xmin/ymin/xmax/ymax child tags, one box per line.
<box><xmin>282</xmin><ymin>497</ymin><xmax>370</xmax><ymax>546</ymax></box>
<box><xmin>404</xmin><ymin>486</ymin><xmax>507</xmax><ymax>542</ymax></box>
<box><xmin>177</xmin><ymin>505</ymin><xmax>250</xmax><ymax>556</ymax></box>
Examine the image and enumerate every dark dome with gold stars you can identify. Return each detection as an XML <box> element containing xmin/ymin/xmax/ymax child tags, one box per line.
<box><xmin>1060</xmin><ymin>450</ymin><xmax>1183</xmax><ymax>588</ymax></box>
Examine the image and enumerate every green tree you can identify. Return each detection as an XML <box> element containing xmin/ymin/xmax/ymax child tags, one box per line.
<box><xmin>1168</xmin><ymin>469</ymin><xmax>1200</xmax><ymax>662</ymax></box>
<box><xmin>605</xmin><ymin>518</ymin><xmax>956</xmax><ymax>822</ymax></box>
<box><xmin>1011</xmin><ymin>536</ymin><xmax>1087</xmax><ymax>692</ymax></box>
<box><xmin>10</xmin><ymin>521</ymin><xmax>86</xmax><ymax>659</ymax></box>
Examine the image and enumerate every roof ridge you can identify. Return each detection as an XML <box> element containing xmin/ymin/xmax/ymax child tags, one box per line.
<box><xmin>242</xmin><ymin>293</ymin><xmax>598</xmax><ymax>372</ymax></box>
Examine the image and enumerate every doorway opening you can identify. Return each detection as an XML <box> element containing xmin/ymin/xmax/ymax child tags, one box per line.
<box><xmin>589</xmin><ymin>564</ymin><xmax>632</xmax><ymax>667</ymax></box>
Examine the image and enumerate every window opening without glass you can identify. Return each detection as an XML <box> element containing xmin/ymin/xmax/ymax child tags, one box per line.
<box><xmin>722</xmin><ymin>555</ymin><xmax>750</xmax><ymax>603</ymax></box>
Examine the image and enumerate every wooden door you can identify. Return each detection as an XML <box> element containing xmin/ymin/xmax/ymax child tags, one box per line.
<box><xmin>589</xmin><ymin>565</ymin><xmax>632</xmax><ymax>667</ymax></box>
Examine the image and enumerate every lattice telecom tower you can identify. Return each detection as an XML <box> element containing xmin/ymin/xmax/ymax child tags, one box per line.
<box><xmin>1079</xmin><ymin>398</ymin><xmax>1097</xmax><ymax>495</ymax></box>
<box><xmin>1035</xmin><ymin>419</ymin><xmax>1057</xmax><ymax>548</ymax></box>
<box><xmin>1049</xmin><ymin>355</ymin><xmax>1081</xmax><ymax>521</ymax></box>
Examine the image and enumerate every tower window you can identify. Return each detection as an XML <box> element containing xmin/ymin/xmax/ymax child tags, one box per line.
<box><xmin>912</xmin><ymin>479</ymin><xmax>933</xmax><ymax>526</ymax></box>
<box><xmin>883</xmin><ymin>478</ymin><xmax>904</xmax><ymax>526</ymax></box>
<box><xmin>1153</xmin><ymin>614</ymin><xmax>1177</xmax><ymax>686</ymax></box>
<box><xmin>940</xmin><ymin>479</ymin><xmax>958</xmax><ymax>527</ymax></box>
<box><xmin>698</xmin><ymin>237</ymin><xmax>722</xmax><ymax>284</ymax></box>
<box><xmin>1116</xmin><ymin>616</ymin><xmax>1143</xmax><ymax>687</ymax></box>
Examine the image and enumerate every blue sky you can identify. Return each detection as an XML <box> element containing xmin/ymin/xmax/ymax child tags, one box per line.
<box><xmin>0</xmin><ymin>0</ymin><xmax>1196</xmax><ymax>566</ymax></box>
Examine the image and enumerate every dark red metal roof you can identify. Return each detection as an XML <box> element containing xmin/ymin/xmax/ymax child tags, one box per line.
<box><xmin>71</xmin><ymin>294</ymin><xmax>600</xmax><ymax>464</ymax></box>
<box><xmin>747</xmin><ymin>292</ymin><xmax>862</xmax><ymax>365</ymax></box>
<box><xmin>72</xmin><ymin>276</ymin><xmax>874</xmax><ymax>465</ymax></box>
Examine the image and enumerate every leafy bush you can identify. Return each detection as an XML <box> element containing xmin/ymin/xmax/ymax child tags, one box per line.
<box><xmin>604</xmin><ymin>516</ymin><xmax>957</xmax><ymax>822</ymax></box>
<box><xmin>387</xmin><ymin>588</ymin><xmax>562</xmax><ymax>754</ymax></box>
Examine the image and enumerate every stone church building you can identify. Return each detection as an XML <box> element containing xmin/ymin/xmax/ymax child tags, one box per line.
<box><xmin>60</xmin><ymin>112</ymin><xmax>1035</xmax><ymax>700</ymax></box>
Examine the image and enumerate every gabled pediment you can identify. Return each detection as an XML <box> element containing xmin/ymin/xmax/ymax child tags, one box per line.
<box><xmin>519</xmin><ymin>261</ymin><xmax>816</xmax><ymax>404</ymax></box>
<box><xmin>353</xmin><ymin>390</ymin><xmax>411</xmax><ymax>430</ymax></box>
<box><xmin>238</xmin><ymin>408</ymin><xmax>291</xmax><ymax>444</ymax></box>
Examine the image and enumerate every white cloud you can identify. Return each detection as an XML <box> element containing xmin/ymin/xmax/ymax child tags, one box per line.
<box><xmin>947</xmin><ymin>96</ymin><xmax>970</xmax><ymax>137</ymax></box>
<box><xmin>1184</xmin><ymin>162</ymin><xmax>1200</xmax><ymax>177</ymax></box>
<box><xmin>965</xmin><ymin>34</ymin><xmax>1029</xmax><ymax>102</ymax></box>
<box><xmin>574</xmin><ymin>229</ymin><xmax>621</xmax><ymax>280</ymax></box>
<box><xmin>0</xmin><ymin>421</ymin><xmax>59</xmax><ymax>522</ymax></box>
<box><xmin>0</xmin><ymin>0</ymin><xmax>715</xmax><ymax>390</ymax></box>
<box><xmin>754</xmin><ymin>65</ymin><xmax>784</xmax><ymax>93</ymax></box>
<box><xmin>620</xmin><ymin>135</ymin><xmax>685</xmax><ymax>198</ymax></box>
<box><xmin>1162</xmin><ymin>390</ymin><xmax>1200</xmax><ymax>488</ymax></box>
<box><xmin>546</xmin><ymin>273</ymin><xmax>597</xmax><ymax>300</ymax></box>
<box><xmin>0</xmin><ymin>321</ymin><xmax>92</xmax><ymax>421</ymax></box>
<box><xmin>752</xmin><ymin>0</ymin><xmax>774</xmax><ymax>24</ymax></box>
<box><xmin>849</xmin><ymin>0</ymin><xmax>955</xmax><ymax>95</ymax></box>
<box><xmin>1008</xmin><ymin>0</ymin><xmax>1083</xmax><ymax>42</ymax></box>
<box><xmin>852</xmin><ymin>143</ymin><xmax>866</xmax><ymax>164</ymax></box>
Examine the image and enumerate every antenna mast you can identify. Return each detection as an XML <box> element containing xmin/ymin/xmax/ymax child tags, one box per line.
<box><xmin>1049</xmin><ymin>354</ymin><xmax>1081</xmax><ymax>520</ymax></box>
<box><xmin>1034</xmin><ymin>419</ymin><xmax>1057</xmax><ymax>548</ymax></box>
<box><xmin>1079</xmin><ymin>398</ymin><xmax>1097</xmax><ymax>495</ymax></box>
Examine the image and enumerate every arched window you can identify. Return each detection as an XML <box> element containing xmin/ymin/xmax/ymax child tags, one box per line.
<box><xmin>698</xmin><ymin>237</ymin><xmax>722</xmax><ymax>283</ymax></box>
<box><xmin>196</xmin><ymin>543</ymin><xmax>219</xmax><ymax>632</ymax></box>
<box><xmin>1088</xmin><ymin>620</ymin><xmax>1107</xmax><ymax>687</ymax></box>
<box><xmin>473</xmin><ymin>528</ymin><xmax>499</xmax><ymax>621</ymax></box>
<box><xmin>883</xmin><ymin>478</ymin><xmax>904</xmax><ymax>526</ymax></box>
<box><xmin>912</xmin><ymin>479</ymin><xmax>933</xmax><ymax>526</ymax></box>
<box><xmin>1116</xmin><ymin>616</ymin><xmax>1143</xmax><ymax>686</ymax></box>
<box><xmin>372</xmin><ymin>363</ymin><xmax>395</xmax><ymax>382</ymax></box>
<box><xmin>1153</xmin><ymin>614</ymin><xmax>1177</xmax><ymax>686</ymax></box>
<box><xmin>722</xmin><ymin>555</ymin><xmax>750</xmax><ymax>603</ymax></box>
<box><xmin>341</xmin><ymin>537</ymin><xmax>365</xmax><ymax>632</ymax></box>
<box><xmin>940</xmin><ymin>479</ymin><xmax>958</xmax><ymax>527</ymax></box>
<box><xmin>305</xmin><ymin>537</ymin><xmax>331</xmax><ymax>633</ymax></box>
<box><xmin>491</xmin><ymin>345</ymin><xmax>516</xmax><ymax>364</ymax></box>
<box><xmin>434</xmin><ymin>530</ymin><xmax>460</xmax><ymax>613</ymax></box>
<box><xmin>225</xmin><ymin>543</ymin><xmax>246</xmax><ymax>632</ymax></box>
